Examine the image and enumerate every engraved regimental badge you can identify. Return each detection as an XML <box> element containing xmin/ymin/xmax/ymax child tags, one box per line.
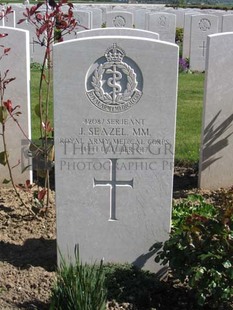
<box><xmin>85</xmin><ymin>43</ymin><xmax>143</xmax><ymax>113</ymax></box>
<box><xmin>199</xmin><ymin>18</ymin><xmax>211</xmax><ymax>31</ymax></box>
<box><xmin>158</xmin><ymin>15</ymin><xmax>167</xmax><ymax>27</ymax></box>
<box><xmin>113</xmin><ymin>16</ymin><xmax>126</xmax><ymax>27</ymax></box>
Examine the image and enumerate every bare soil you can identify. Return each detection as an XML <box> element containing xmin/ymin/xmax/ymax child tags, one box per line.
<box><xmin>0</xmin><ymin>167</ymin><xmax>231</xmax><ymax>309</ymax></box>
<box><xmin>0</xmin><ymin>187</ymin><xmax>56</xmax><ymax>310</ymax></box>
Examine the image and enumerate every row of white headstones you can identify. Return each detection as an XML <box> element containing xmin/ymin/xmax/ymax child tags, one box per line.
<box><xmin>2</xmin><ymin>4</ymin><xmax>233</xmax><ymax>70</ymax></box>
<box><xmin>0</xmin><ymin>7</ymin><xmax>232</xmax><ymax>271</ymax></box>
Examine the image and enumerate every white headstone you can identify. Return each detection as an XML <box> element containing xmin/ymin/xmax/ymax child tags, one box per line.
<box><xmin>75</xmin><ymin>27</ymin><xmax>159</xmax><ymax>40</ymax></box>
<box><xmin>208</xmin><ymin>9</ymin><xmax>225</xmax><ymax>32</ymax></box>
<box><xmin>182</xmin><ymin>12</ymin><xmax>201</xmax><ymax>59</ymax></box>
<box><xmin>145</xmin><ymin>11</ymin><xmax>151</xmax><ymax>31</ymax></box>
<box><xmin>166</xmin><ymin>7</ymin><xmax>186</xmax><ymax>28</ymax></box>
<box><xmin>189</xmin><ymin>14</ymin><xmax>218</xmax><ymax>72</ymax></box>
<box><xmin>100</xmin><ymin>6</ymin><xmax>108</xmax><ymax>25</ymax></box>
<box><xmin>222</xmin><ymin>14</ymin><xmax>233</xmax><ymax>32</ymax></box>
<box><xmin>134</xmin><ymin>9</ymin><xmax>150</xmax><ymax>30</ymax></box>
<box><xmin>3</xmin><ymin>10</ymin><xmax>15</xmax><ymax>28</ymax></box>
<box><xmin>199</xmin><ymin>32</ymin><xmax>233</xmax><ymax>189</ymax></box>
<box><xmin>148</xmin><ymin>12</ymin><xmax>176</xmax><ymax>43</ymax></box>
<box><xmin>74</xmin><ymin>10</ymin><xmax>92</xmax><ymax>32</ymax></box>
<box><xmin>0</xmin><ymin>27</ymin><xmax>32</xmax><ymax>185</ymax></box>
<box><xmin>15</xmin><ymin>6</ymin><xmax>46</xmax><ymax>64</ymax></box>
<box><xmin>29</xmin><ymin>35</ymin><xmax>46</xmax><ymax>64</ymax></box>
<box><xmin>112</xmin><ymin>6</ymin><xmax>125</xmax><ymax>11</ymax></box>
<box><xmin>88</xmin><ymin>7</ymin><xmax>102</xmax><ymax>29</ymax></box>
<box><xmin>0</xmin><ymin>6</ymin><xmax>4</xmax><ymax>26</ymax></box>
<box><xmin>106</xmin><ymin>11</ymin><xmax>134</xmax><ymax>28</ymax></box>
<box><xmin>54</xmin><ymin>35</ymin><xmax>178</xmax><ymax>272</ymax></box>
<box><xmin>62</xmin><ymin>10</ymin><xmax>92</xmax><ymax>41</ymax></box>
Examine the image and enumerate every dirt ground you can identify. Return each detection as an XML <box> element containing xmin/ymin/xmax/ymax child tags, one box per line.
<box><xmin>0</xmin><ymin>166</ymin><xmax>230</xmax><ymax>309</ymax></box>
<box><xmin>0</xmin><ymin>186</ymin><xmax>56</xmax><ymax>310</ymax></box>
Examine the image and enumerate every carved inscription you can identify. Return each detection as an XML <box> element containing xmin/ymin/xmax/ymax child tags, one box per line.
<box><xmin>59</xmin><ymin>117</ymin><xmax>173</xmax><ymax>157</ymax></box>
<box><xmin>59</xmin><ymin>115</ymin><xmax>174</xmax><ymax>220</ymax></box>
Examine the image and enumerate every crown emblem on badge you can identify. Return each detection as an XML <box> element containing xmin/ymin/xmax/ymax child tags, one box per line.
<box><xmin>86</xmin><ymin>43</ymin><xmax>143</xmax><ymax>113</ymax></box>
<box><xmin>104</xmin><ymin>43</ymin><xmax>125</xmax><ymax>63</ymax></box>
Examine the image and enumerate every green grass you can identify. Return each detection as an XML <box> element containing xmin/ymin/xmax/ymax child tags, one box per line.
<box><xmin>30</xmin><ymin>66</ymin><xmax>53</xmax><ymax>139</ymax></box>
<box><xmin>30</xmin><ymin>67</ymin><xmax>41</xmax><ymax>139</ymax></box>
<box><xmin>30</xmin><ymin>69</ymin><xmax>205</xmax><ymax>164</ymax></box>
<box><xmin>175</xmin><ymin>72</ymin><xmax>204</xmax><ymax>164</ymax></box>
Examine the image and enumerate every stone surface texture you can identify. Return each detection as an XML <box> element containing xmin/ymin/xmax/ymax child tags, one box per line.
<box><xmin>53</xmin><ymin>34</ymin><xmax>178</xmax><ymax>272</ymax></box>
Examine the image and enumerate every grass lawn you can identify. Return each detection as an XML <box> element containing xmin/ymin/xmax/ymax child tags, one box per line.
<box><xmin>175</xmin><ymin>72</ymin><xmax>205</xmax><ymax>164</ymax></box>
<box><xmin>30</xmin><ymin>68</ymin><xmax>205</xmax><ymax>164</ymax></box>
<box><xmin>30</xmin><ymin>66</ymin><xmax>53</xmax><ymax>139</ymax></box>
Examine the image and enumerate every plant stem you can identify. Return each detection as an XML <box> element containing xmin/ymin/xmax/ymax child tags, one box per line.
<box><xmin>0</xmin><ymin>74</ymin><xmax>37</xmax><ymax>217</ymax></box>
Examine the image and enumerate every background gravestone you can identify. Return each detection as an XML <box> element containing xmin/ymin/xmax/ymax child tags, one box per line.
<box><xmin>3</xmin><ymin>10</ymin><xmax>15</xmax><ymax>28</ymax></box>
<box><xmin>222</xmin><ymin>14</ymin><xmax>233</xmax><ymax>32</ymax></box>
<box><xmin>182</xmin><ymin>12</ymin><xmax>201</xmax><ymax>59</ymax></box>
<box><xmin>54</xmin><ymin>34</ymin><xmax>178</xmax><ymax>272</ymax></box>
<box><xmin>166</xmin><ymin>7</ymin><xmax>185</xmax><ymax>28</ymax></box>
<box><xmin>75</xmin><ymin>27</ymin><xmax>159</xmax><ymax>40</ymax></box>
<box><xmin>73</xmin><ymin>10</ymin><xmax>92</xmax><ymax>31</ymax></box>
<box><xmin>199</xmin><ymin>32</ymin><xmax>233</xmax><ymax>189</ymax></box>
<box><xmin>106</xmin><ymin>11</ymin><xmax>134</xmax><ymax>28</ymax></box>
<box><xmin>0</xmin><ymin>27</ymin><xmax>32</xmax><ymax>185</ymax></box>
<box><xmin>66</xmin><ymin>10</ymin><xmax>92</xmax><ymax>40</ymax></box>
<box><xmin>134</xmin><ymin>9</ymin><xmax>150</xmax><ymax>30</ymax></box>
<box><xmin>209</xmin><ymin>9</ymin><xmax>225</xmax><ymax>32</ymax></box>
<box><xmin>86</xmin><ymin>7</ymin><xmax>102</xmax><ymax>29</ymax></box>
<box><xmin>15</xmin><ymin>6</ymin><xmax>46</xmax><ymax>63</ymax></box>
<box><xmin>147</xmin><ymin>12</ymin><xmax>176</xmax><ymax>43</ymax></box>
<box><xmin>189</xmin><ymin>14</ymin><xmax>218</xmax><ymax>72</ymax></box>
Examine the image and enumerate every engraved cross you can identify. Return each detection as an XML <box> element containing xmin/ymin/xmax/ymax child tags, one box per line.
<box><xmin>31</xmin><ymin>37</ymin><xmax>36</xmax><ymax>53</ymax></box>
<box><xmin>93</xmin><ymin>158</ymin><xmax>133</xmax><ymax>221</ymax></box>
<box><xmin>199</xmin><ymin>40</ymin><xmax>207</xmax><ymax>57</ymax></box>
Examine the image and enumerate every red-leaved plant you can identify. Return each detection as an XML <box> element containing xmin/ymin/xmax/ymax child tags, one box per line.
<box><xmin>18</xmin><ymin>0</ymin><xmax>77</xmax><ymax>208</ymax></box>
<box><xmin>0</xmin><ymin>6</ymin><xmax>39</xmax><ymax>216</ymax></box>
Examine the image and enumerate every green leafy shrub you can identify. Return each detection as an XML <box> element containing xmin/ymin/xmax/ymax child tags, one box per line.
<box><xmin>30</xmin><ymin>62</ymin><xmax>43</xmax><ymax>70</ymax></box>
<box><xmin>176</xmin><ymin>27</ymin><xmax>184</xmax><ymax>58</ymax></box>
<box><xmin>152</xmin><ymin>194</ymin><xmax>233</xmax><ymax>308</ymax></box>
<box><xmin>176</xmin><ymin>27</ymin><xmax>184</xmax><ymax>44</ymax></box>
<box><xmin>50</xmin><ymin>248</ymin><xmax>107</xmax><ymax>310</ymax></box>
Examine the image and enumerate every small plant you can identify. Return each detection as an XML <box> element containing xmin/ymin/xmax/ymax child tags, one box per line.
<box><xmin>179</xmin><ymin>57</ymin><xmax>190</xmax><ymax>73</ymax></box>
<box><xmin>50</xmin><ymin>247</ymin><xmax>107</xmax><ymax>310</ymax></box>
<box><xmin>175</xmin><ymin>27</ymin><xmax>183</xmax><ymax>45</ymax></box>
<box><xmin>30</xmin><ymin>62</ymin><xmax>43</xmax><ymax>70</ymax></box>
<box><xmin>152</xmin><ymin>194</ymin><xmax>233</xmax><ymax>308</ymax></box>
<box><xmin>18</xmin><ymin>0</ymin><xmax>77</xmax><ymax>208</ymax></box>
<box><xmin>0</xmin><ymin>8</ymin><xmax>39</xmax><ymax>216</ymax></box>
